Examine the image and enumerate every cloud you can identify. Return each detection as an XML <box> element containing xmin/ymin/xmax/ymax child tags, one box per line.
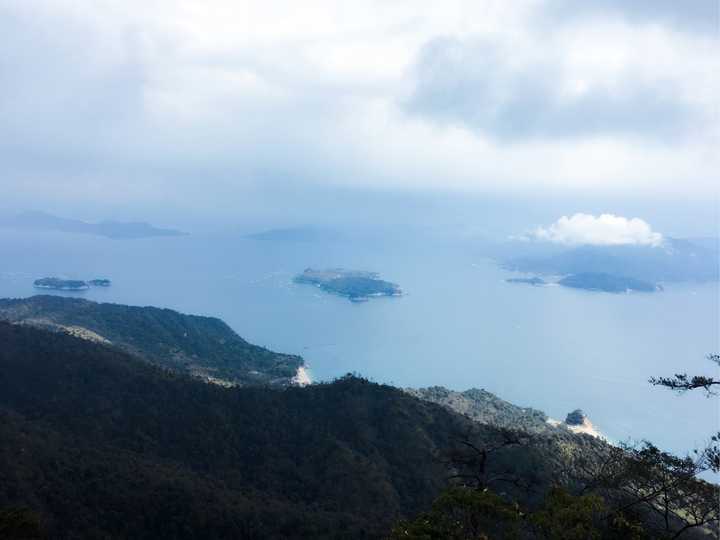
<box><xmin>405</xmin><ymin>24</ymin><xmax>716</xmax><ymax>141</ymax></box>
<box><xmin>0</xmin><ymin>0</ymin><xmax>717</xmax><ymax>217</ymax></box>
<box><xmin>531</xmin><ymin>213</ymin><xmax>663</xmax><ymax>246</ymax></box>
<box><xmin>542</xmin><ymin>0</ymin><xmax>718</xmax><ymax>35</ymax></box>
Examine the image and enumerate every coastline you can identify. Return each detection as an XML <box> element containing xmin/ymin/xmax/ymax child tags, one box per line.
<box><xmin>547</xmin><ymin>417</ymin><xmax>605</xmax><ymax>440</ymax></box>
<box><xmin>292</xmin><ymin>366</ymin><xmax>312</xmax><ymax>386</ymax></box>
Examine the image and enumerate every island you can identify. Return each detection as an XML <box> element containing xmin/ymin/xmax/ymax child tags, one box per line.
<box><xmin>294</xmin><ymin>268</ymin><xmax>402</xmax><ymax>302</ymax></box>
<box><xmin>558</xmin><ymin>272</ymin><xmax>660</xmax><ymax>293</ymax></box>
<box><xmin>34</xmin><ymin>277</ymin><xmax>89</xmax><ymax>291</ymax></box>
<box><xmin>88</xmin><ymin>279</ymin><xmax>112</xmax><ymax>287</ymax></box>
<box><xmin>504</xmin><ymin>237</ymin><xmax>718</xmax><ymax>283</ymax></box>
<box><xmin>506</xmin><ymin>277</ymin><xmax>546</xmax><ymax>286</ymax></box>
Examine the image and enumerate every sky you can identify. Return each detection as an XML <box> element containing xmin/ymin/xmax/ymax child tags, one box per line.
<box><xmin>0</xmin><ymin>0</ymin><xmax>718</xmax><ymax>231</ymax></box>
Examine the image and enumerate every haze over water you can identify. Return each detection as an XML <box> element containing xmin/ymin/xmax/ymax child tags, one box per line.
<box><xmin>1</xmin><ymin>227</ymin><xmax>716</xmax><ymax>459</ymax></box>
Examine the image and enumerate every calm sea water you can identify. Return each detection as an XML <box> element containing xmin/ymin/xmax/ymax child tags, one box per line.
<box><xmin>0</xmin><ymin>229</ymin><xmax>717</xmax><ymax>457</ymax></box>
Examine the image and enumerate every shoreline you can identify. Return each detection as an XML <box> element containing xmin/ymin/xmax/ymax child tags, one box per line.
<box><xmin>292</xmin><ymin>366</ymin><xmax>312</xmax><ymax>386</ymax></box>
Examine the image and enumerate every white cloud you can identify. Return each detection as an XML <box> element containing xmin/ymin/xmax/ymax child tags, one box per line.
<box><xmin>0</xmin><ymin>0</ymin><xmax>717</xmax><ymax>214</ymax></box>
<box><xmin>532</xmin><ymin>213</ymin><xmax>664</xmax><ymax>246</ymax></box>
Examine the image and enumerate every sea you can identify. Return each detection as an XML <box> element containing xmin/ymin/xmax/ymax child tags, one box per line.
<box><xmin>0</xmin><ymin>228</ymin><xmax>717</xmax><ymax>458</ymax></box>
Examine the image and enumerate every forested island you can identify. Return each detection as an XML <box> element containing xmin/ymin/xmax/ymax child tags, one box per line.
<box><xmin>294</xmin><ymin>268</ymin><xmax>402</xmax><ymax>302</ymax></box>
<box><xmin>505</xmin><ymin>273</ymin><xmax>660</xmax><ymax>293</ymax></box>
<box><xmin>504</xmin><ymin>237</ymin><xmax>718</xmax><ymax>283</ymax></box>
<box><xmin>558</xmin><ymin>272</ymin><xmax>659</xmax><ymax>293</ymax></box>
<box><xmin>33</xmin><ymin>277</ymin><xmax>89</xmax><ymax>291</ymax></box>
<box><xmin>506</xmin><ymin>276</ymin><xmax>546</xmax><ymax>286</ymax></box>
<box><xmin>33</xmin><ymin>277</ymin><xmax>111</xmax><ymax>290</ymax></box>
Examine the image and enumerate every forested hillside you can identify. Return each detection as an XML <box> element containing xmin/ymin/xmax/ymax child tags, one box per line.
<box><xmin>0</xmin><ymin>295</ymin><xmax>301</xmax><ymax>386</ymax></box>
<box><xmin>0</xmin><ymin>321</ymin><xmax>526</xmax><ymax>538</ymax></box>
<box><xmin>0</xmin><ymin>321</ymin><xmax>715</xmax><ymax>539</ymax></box>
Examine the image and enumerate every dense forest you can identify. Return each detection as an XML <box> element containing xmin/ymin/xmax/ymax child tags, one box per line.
<box><xmin>0</xmin><ymin>295</ymin><xmax>302</xmax><ymax>386</ymax></box>
<box><xmin>0</xmin><ymin>320</ymin><xmax>716</xmax><ymax>538</ymax></box>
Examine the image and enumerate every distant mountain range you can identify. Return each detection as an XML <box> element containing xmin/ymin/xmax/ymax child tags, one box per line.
<box><xmin>0</xmin><ymin>210</ymin><xmax>188</xmax><ymax>239</ymax></box>
<box><xmin>245</xmin><ymin>226</ymin><xmax>342</xmax><ymax>243</ymax></box>
<box><xmin>505</xmin><ymin>237</ymin><xmax>718</xmax><ymax>284</ymax></box>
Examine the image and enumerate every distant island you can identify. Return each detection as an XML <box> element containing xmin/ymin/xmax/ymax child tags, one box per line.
<box><xmin>506</xmin><ymin>277</ymin><xmax>546</xmax><ymax>286</ymax></box>
<box><xmin>505</xmin><ymin>272</ymin><xmax>661</xmax><ymax>293</ymax></box>
<box><xmin>245</xmin><ymin>226</ymin><xmax>341</xmax><ymax>243</ymax></box>
<box><xmin>34</xmin><ymin>277</ymin><xmax>112</xmax><ymax>291</ymax></box>
<box><xmin>1</xmin><ymin>210</ymin><xmax>188</xmax><ymax>239</ymax></box>
<box><xmin>294</xmin><ymin>268</ymin><xmax>402</xmax><ymax>302</ymax></box>
<box><xmin>558</xmin><ymin>272</ymin><xmax>659</xmax><ymax>293</ymax></box>
<box><xmin>504</xmin><ymin>237</ymin><xmax>718</xmax><ymax>283</ymax></box>
<box><xmin>34</xmin><ymin>277</ymin><xmax>90</xmax><ymax>291</ymax></box>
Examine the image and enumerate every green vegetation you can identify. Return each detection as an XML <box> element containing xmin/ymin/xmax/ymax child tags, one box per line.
<box><xmin>393</xmin><ymin>356</ymin><xmax>720</xmax><ymax>539</ymax></box>
<box><xmin>321</xmin><ymin>276</ymin><xmax>400</xmax><ymax>299</ymax></box>
<box><xmin>390</xmin><ymin>442</ymin><xmax>718</xmax><ymax>539</ymax></box>
<box><xmin>33</xmin><ymin>277</ymin><xmax>89</xmax><ymax>290</ymax></box>
<box><xmin>0</xmin><ymin>318</ymin><xmax>716</xmax><ymax>538</ymax></box>
<box><xmin>294</xmin><ymin>268</ymin><xmax>402</xmax><ymax>301</ymax></box>
<box><xmin>406</xmin><ymin>386</ymin><xmax>553</xmax><ymax>435</ymax></box>
<box><xmin>389</xmin><ymin>486</ymin><xmax>644</xmax><ymax>540</ymax></box>
<box><xmin>389</xmin><ymin>487</ymin><xmax>523</xmax><ymax>539</ymax></box>
<box><xmin>0</xmin><ymin>295</ymin><xmax>301</xmax><ymax>386</ymax></box>
<box><xmin>0</xmin><ymin>321</ymin><xmax>481</xmax><ymax>538</ymax></box>
<box><xmin>0</xmin><ymin>508</ymin><xmax>44</xmax><ymax>540</ymax></box>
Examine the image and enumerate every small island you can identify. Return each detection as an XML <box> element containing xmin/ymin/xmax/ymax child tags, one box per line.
<box><xmin>506</xmin><ymin>277</ymin><xmax>546</xmax><ymax>286</ymax></box>
<box><xmin>34</xmin><ymin>277</ymin><xmax>89</xmax><ymax>291</ymax></box>
<box><xmin>88</xmin><ymin>279</ymin><xmax>112</xmax><ymax>287</ymax></box>
<box><xmin>558</xmin><ymin>273</ymin><xmax>660</xmax><ymax>293</ymax></box>
<box><xmin>294</xmin><ymin>268</ymin><xmax>402</xmax><ymax>302</ymax></box>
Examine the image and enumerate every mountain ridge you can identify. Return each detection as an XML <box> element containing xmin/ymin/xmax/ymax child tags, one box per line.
<box><xmin>0</xmin><ymin>295</ymin><xmax>302</xmax><ymax>387</ymax></box>
<box><xmin>0</xmin><ymin>210</ymin><xmax>188</xmax><ymax>239</ymax></box>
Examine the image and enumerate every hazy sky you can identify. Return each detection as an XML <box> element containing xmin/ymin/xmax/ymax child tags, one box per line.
<box><xmin>1</xmin><ymin>0</ymin><xmax>717</xmax><ymax>227</ymax></box>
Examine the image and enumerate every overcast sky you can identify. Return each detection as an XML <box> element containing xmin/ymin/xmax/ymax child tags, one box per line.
<box><xmin>0</xmin><ymin>0</ymin><xmax>717</xmax><ymax>225</ymax></box>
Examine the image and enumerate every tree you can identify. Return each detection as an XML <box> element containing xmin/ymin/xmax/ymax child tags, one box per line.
<box><xmin>393</xmin><ymin>353</ymin><xmax>720</xmax><ymax>539</ymax></box>
<box><xmin>0</xmin><ymin>508</ymin><xmax>43</xmax><ymax>540</ymax></box>
<box><xmin>649</xmin><ymin>354</ymin><xmax>720</xmax><ymax>396</ymax></box>
<box><xmin>649</xmin><ymin>352</ymin><xmax>720</xmax><ymax>474</ymax></box>
<box><xmin>388</xmin><ymin>487</ymin><xmax>521</xmax><ymax>540</ymax></box>
<box><xmin>529</xmin><ymin>488</ymin><xmax>607</xmax><ymax>540</ymax></box>
<box><xmin>440</xmin><ymin>427</ymin><xmax>532</xmax><ymax>492</ymax></box>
